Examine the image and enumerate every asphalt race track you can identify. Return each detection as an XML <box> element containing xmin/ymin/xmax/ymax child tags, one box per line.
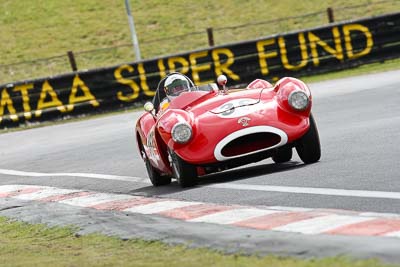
<box><xmin>1</xmin><ymin>70</ymin><xmax>400</xmax><ymax>263</ymax></box>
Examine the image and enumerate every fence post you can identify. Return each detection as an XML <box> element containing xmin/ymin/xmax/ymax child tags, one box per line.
<box><xmin>67</xmin><ymin>51</ymin><xmax>78</xmax><ymax>71</ymax></box>
<box><xmin>207</xmin><ymin>27</ymin><xmax>214</xmax><ymax>46</ymax></box>
<box><xmin>327</xmin><ymin>7</ymin><xmax>334</xmax><ymax>23</ymax></box>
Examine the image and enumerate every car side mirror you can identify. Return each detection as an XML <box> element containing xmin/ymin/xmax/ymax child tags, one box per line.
<box><xmin>144</xmin><ymin>102</ymin><xmax>154</xmax><ymax>112</ymax></box>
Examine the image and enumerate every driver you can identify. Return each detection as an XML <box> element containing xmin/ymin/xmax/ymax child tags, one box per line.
<box><xmin>160</xmin><ymin>73</ymin><xmax>192</xmax><ymax>111</ymax></box>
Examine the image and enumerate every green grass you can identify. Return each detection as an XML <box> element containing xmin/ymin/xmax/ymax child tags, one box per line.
<box><xmin>0</xmin><ymin>217</ymin><xmax>396</xmax><ymax>267</ymax></box>
<box><xmin>1</xmin><ymin>0</ymin><xmax>400</xmax><ymax>83</ymax></box>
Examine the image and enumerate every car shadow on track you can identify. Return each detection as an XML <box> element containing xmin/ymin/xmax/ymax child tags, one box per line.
<box><xmin>127</xmin><ymin>160</ymin><xmax>306</xmax><ymax>196</ymax></box>
<box><xmin>198</xmin><ymin>160</ymin><xmax>306</xmax><ymax>186</ymax></box>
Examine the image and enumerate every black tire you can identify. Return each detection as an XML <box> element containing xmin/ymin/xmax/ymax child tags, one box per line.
<box><xmin>144</xmin><ymin>154</ymin><xmax>171</xmax><ymax>186</ymax></box>
<box><xmin>272</xmin><ymin>146</ymin><xmax>293</xmax><ymax>163</ymax></box>
<box><xmin>169</xmin><ymin>150</ymin><xmax>197</xmax><ymax>188</ymax></box>
<box><xmin>295</xmin><ymin>114</ymin><xmax>321</xmax><ymax>164</ymax></box>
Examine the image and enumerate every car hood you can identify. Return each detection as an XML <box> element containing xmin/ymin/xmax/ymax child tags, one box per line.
<box><xmin>190</xmin><ymin>88</ymin><xmax>265</xmax><ymax>115</ymax></box>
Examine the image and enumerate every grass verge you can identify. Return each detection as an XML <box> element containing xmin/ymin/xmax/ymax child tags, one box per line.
<box><xmin>0</xmin><ymin>216</ymin><xmax>396</xmax><ymax>267</ymax></box>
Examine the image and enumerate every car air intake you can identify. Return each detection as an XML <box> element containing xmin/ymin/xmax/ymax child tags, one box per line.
<box><xmin>221</xmin><ymin>132</ymin><xmax>281</xmax><ymax>157</ymax></box>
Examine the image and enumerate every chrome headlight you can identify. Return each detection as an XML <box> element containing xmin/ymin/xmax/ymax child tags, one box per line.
<box><xmin>288</xmin><ymin>90</ymin><xmax>309</xmax><ymax>111</ymax></box>
<box><xmin>171</xmin><ymin>122</ymin><xmax>192</xmax><ymax>144</ymax></box>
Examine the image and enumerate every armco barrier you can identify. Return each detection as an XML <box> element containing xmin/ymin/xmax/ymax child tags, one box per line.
<box><xmin>1</xmin><ymin>13</ymin><xmax>399</xmax><ymax>128</ymax></box>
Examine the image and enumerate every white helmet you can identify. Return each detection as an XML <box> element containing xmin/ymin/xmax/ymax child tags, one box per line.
<box><xmin>164</xmin><ymin>74</ymin><xmax>191</xmax><ymax>97</ymax></box>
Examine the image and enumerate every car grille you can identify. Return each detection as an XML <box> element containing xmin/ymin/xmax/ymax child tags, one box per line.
<box><xmin>221</xmin><ymin>132</ymin><xmax>281</xmax><ymax>157</ymax></box>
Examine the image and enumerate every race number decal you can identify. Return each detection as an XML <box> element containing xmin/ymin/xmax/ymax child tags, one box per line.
<box><xmin>146</xmin><ymin>127</ymin><xmax>160</xmax><ymax>161</ymax></box>
<box><xmin>215</xmin><ymin>99</ymin><xmax>259</xmax><ymax>118</ymax></box>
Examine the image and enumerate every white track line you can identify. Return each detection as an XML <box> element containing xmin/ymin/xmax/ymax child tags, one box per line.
<box><xmin>209</xmin><ymin>183</ymin><xmax>400</xmax><ymax>200</ymax></box>
<box><xmin>0</xmin><ymin>168</ymin><xmax>150</xmax><ymax>184</ymax></box>
<box><xmin>2</xmin><ymin>168</ymin><xmax>400</xmax><ymax>200</ymax></box>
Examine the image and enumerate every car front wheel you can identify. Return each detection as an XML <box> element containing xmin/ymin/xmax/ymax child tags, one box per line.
<box><xmin>295</xmin><ymin>114</ymin><xmax>321</xmax><ymax>164</ymax></box>
<box><xmin>169</xmin><ymin>150</ymin><xmax>197</xmax><ymax>188</ymax></box>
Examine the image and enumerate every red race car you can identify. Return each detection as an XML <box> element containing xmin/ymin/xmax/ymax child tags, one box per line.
<box><xmin>135</xmin><ymin>73</ymin><xmax>321</xmax><ymax>187</ymax></box>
